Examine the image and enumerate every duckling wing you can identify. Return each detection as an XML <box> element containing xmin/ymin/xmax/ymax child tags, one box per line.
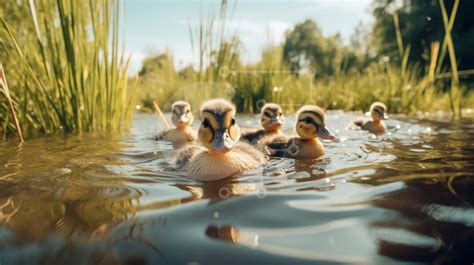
<box><xmin>175</xmin><ymin>144</ymin><xmax>205</xmax><ymax>169</ymax></box>
<box><xmin>240</xmin><ymin>129</ymin><xmax>266</xmax><ymax>143</ymax></box>
<box><xmin>153</xmin><ymin>129</ymin><xmax>169</xmax><ymax>140</ymax></box>
<box><xmin>349</xmin><ymin>118</ymin><xmax>368</xmax><ymax>129</ymax></box>
<box><xmin>263</xmin><ymin>135</ymin><xmax>299</xmax><ymax>157</ymax></box>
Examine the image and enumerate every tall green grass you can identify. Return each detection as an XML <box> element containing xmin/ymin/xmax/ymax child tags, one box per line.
<box><xmin>136</xmin><ymin>0</ymin><xmax>473</xmax><ymax>117</ymax></box>
<box><xmin>1</xmin><ymin>0</ymin><xmax>135</xmax><ymax>138</ymax></box>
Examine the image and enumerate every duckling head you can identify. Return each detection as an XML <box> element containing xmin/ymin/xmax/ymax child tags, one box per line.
<box><xmin>171</xmin><ymin>101</ymin><xmax>194</xmax><ymax>129</ymax></box>
<box><xmin>198</xmin><ymin>98</ymin><xmax>240</xmax><ymax>153</ymax></box>
<box><xmin>370</xmin><ymin>102</ymin><xmax>388</xmax><ymax>122</ymax></box>
<box><xmin>295</xmin><ymin>105</ymin><xmax>336</xmax><ymax>141</ymax></box>
<box><xmin>260</xmin><ymin>103</ymin><xmax>284</xmax><ymax>132</ymax></box>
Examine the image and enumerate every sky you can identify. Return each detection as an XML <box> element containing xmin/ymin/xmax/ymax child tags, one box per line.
<box><xmin>124</xmin><ymin>0</ymin><xmax>374</xmax><ymax>74</ymax></box>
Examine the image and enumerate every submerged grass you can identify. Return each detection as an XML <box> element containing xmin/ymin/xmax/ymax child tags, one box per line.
<box><xmin>0</xmin><ymin>0</ymin><xmax>135</xmax><ymax>138</ymax></box>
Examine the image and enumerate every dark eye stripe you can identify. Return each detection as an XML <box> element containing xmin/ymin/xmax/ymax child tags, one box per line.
<box><xmin>298</xmin><ymin>117</ymin><xmax>318</xmax><ymax>127</ymax></box>
<box><xmin>202</xmin><ymin>119</ymin><xmax>215</xmax><ymax>142</ymax></box>
<box><xmin>373</xmin><ymin>108</ymin><xmax>384</xmax><ymax>115</ymax></box>
<box><xmin>302</xmin><ymin>111</ymin><xmax>323</xmax><ymax>124</ymax></box>
<box><xmin>263</xmin><ymin>112</ymin><xmax>273</xmax><ymax>118</ymax></box>
<box><xmin>202</xmin><ymin>119</ymin><xmax>211</xmax><ymax>128</ymax></box>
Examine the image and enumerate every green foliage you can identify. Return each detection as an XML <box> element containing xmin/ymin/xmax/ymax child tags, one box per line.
<box><xmin>282</xmin><ymin>19</ymin><xmax>367</xmax><ymax>77</ymax></box>
<box><xmin>1</xmin><ymin>0</ymin><xmax>135</xmax><ymax>138</ymax></box>
<box><xmin>371</xmin><ymin>0</ymin><xmax>474</xmax><ymax>72</ymax></box>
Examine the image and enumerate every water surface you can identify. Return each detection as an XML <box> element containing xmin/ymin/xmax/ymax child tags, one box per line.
<box><xmin>0</xmin><ymin>112</ymin><xmax>473</xmax><ymax>265</ymax></box>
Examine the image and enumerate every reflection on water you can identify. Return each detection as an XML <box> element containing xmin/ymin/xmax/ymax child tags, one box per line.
<box><xmin>0</xmin><ymin>112</ymin><xmax>473</xmax><ymax>264</ymax></box>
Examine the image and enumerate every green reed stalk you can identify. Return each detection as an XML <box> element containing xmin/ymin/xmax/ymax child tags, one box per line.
<box><xmin>435</xmin><ymin>0</ymin><xmax>459</xmax><ymax>75</ymax></box>
<box><xmin>0</xmin><ymin>0</ymin><xmax>135</xmax><ymax>137</ymax></box>
<box><xmin>392</xmin><ymin>13</ymin><xmax>404</xmax><ymax>60</ymax></box>
<box><xmin>439</xmin><ymin>0</ymin><xmax>461</xmax><ymax>118</ymax></box>
<box><xmin>0</xmin><ymin>64</ymin><xmax>24</xmax><ymax>142</ymax></box>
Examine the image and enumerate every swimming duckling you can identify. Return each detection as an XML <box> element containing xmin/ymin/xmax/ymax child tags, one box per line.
<box><xmin>350</xmin><ymin>102</ymin><xmax>388</xmax><ymax>134</ymax></box>
<box><xmin>240</xmin><ymin>103</ymin><xmax>285</xmax><ymax>144</ymax></box>
<box><xmin>175</xmin><ymin>99</ymin><xmax>265</xmax><ymax>181</ymax></box>
<box><xmin>154</xmin><ymin>101</ymin><xmax>197</xmax><ymax>144</ymax></box>
<box><xmin>260</xmin><ymin>105</ymin><xmax>335</xmax><ymax>159</ymax></box>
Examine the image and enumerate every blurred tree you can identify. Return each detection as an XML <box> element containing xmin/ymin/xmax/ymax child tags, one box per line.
<box><xmin>283</xmin><ymin>19</ymin><xmax>366</xmax><ymax>77</ymax></box>
<box><xmin>136</xmin><ymin>52</ymin><xmax>180</xmax><ymax>109</ymax></box>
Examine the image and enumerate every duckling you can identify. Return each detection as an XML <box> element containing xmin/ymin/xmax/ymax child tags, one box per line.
<box><xmin>350</xmin><ymin>102</ymin><xmax>388</xmax><ymax>134</ymax></box>
<box><xmin>240</xmin><ymin>103</ymin><xmax>285</xmax><ymax>144</ymax></box>
<box><xmin>154</xmin><ymin>101</ymin><xmax>197</xmax><ymax>144</ymax></box>
<box><xmin>260</xmin><ymin>105</ymin><xmax>335</xmax><ymax>159</ymax></box>
<box><xmin>175</xmin><ymin>98</ymin><xmax>265</xmax><ymax>181</ymax></box>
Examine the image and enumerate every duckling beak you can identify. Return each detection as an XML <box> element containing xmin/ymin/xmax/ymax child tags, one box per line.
<box><xmin>270</xmin><ymin>117</ymin><xmax>283</xmax><ymax>126</ymax></box>
<box><xmin>317</xmin><ymin>125</ymin><xmax>336</xmax><ymax>141</ymax></box>
<box><xmin>177</xmin><ymin>114</ymin><xmax>187</xmax><ymax>124</ymax></box>
<box><xmin>212</xmin><ymin>129</ymin><xmax>234</xmax><ymax>153</ymax></box>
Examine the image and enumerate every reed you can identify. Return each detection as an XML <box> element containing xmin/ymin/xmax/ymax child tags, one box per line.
<box><xmin>0</xmin><ymin>0</ymin><xmax>135</xmax><ymax>137</ymax></box>
<box><xmin>439</xmin><ymin>0</ymin><xmax>462</xmax><ymax>119</ymax></box>
<box><xmin>0</xmin><ymin>64</ymin><xmax>23</xmax><ymax>142</ymax></box>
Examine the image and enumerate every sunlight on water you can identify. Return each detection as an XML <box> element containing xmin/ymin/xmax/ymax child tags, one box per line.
<box><xmin>0</xmin><ymin>112</ymin><xmax>473</xmax><ymax>264</ymax></box>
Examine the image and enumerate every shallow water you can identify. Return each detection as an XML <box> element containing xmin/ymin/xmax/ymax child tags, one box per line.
<box><xmin>0</xmin><ymin>112</ymin><xmax>473</xmax><ymax>265</ymax></box>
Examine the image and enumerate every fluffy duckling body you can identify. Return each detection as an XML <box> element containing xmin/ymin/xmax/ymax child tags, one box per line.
<box><xmin>176</xmin><ymin>99</ymin><xmax>265</xmax><ymax>181</ymax></box>
<box><xmin>240</xmin><ymin>103</ymin><xmax>285</xmax><ymax>144</ymax></box>
<box><xmin>154</xmin><ymin>101</ymin><xmax>197</xmax><ymax>144</ymax></box>
<box><xmin>350</xmin><ymin>102</ymin><xmax>388</xmax><ymax>134</ymax></box>
<box><xmin>260</xmin><ymin>105</ymin><xmax>335</xmax><ymax>159</ymax></box>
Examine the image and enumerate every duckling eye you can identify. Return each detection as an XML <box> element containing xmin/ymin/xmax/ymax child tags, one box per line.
<box><xmin>202</xmin><ymin>119</ymin><xmax>210</xmax><ymax>128</ymax></box>
<box><xmin>186</xmin><ymin>110</ymin><xmax>190</xmax><ymax>114</ymax></box>
<box><xmin>303</xmin><ymin>117</ymin><xmax>312</xmax><ymax>124</ymax></box>
<box><xmin>231</xmin><ymin>118</ymin><xmax>236</xmax><ymax>125</ymax></box>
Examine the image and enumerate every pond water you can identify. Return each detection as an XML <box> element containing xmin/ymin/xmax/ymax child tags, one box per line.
<box><xmin>0</xmin><ymin>112</ymin><xmax>473</xmax><ymax>265</ymax></box>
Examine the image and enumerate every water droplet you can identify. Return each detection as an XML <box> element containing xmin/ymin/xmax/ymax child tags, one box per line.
<box><xmin>214</xmin><ymin>212</ymin><xmax>219</xmax><ymax>218</ymax></box>
<box><xmin>426</xmin><ymin>16</ymin><xmax>432</xmax><ymax>21</ymax></box>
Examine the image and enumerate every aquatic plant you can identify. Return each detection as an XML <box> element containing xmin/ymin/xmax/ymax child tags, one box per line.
<box><xmin>0</xmin><ymin>64</ymin><xmax>24</xmax><ymax>142</ymax></box>
<box><xmin>0</xmin><ymin>0</ymin><xmax>135</xmax><ymax>138</ymax></box>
